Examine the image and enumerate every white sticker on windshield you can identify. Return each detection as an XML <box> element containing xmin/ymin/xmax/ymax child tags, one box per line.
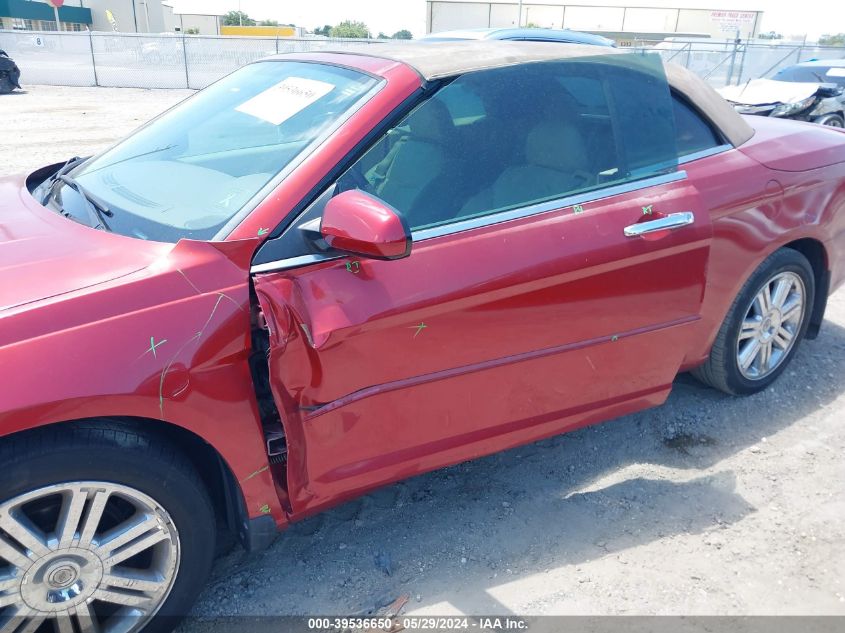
<box><xmin>826</xmin><ymin>68</ymin><xmax>845</xmax><ymax>77</ymax></box>
<box><xmin>235</xmin><ymin>77</ymin><xmax>335</xmax><ymax>125</ymax></box>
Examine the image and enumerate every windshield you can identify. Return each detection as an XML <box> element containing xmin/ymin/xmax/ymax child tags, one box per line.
<box><xmin>52</xmin><ymin>61</ymin><xmax>382</xmax><ymax>242</ymax></box>
<box><xmin>773</xmin><ymin>65</ymin><xmax>845</xmax><ymax>87</ymax></box>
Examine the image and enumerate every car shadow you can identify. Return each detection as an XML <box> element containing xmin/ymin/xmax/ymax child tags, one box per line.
<box><xmin>185</xmin><ymin>318</ymin><xmax>845</xmax><ymax>621</ymax></box>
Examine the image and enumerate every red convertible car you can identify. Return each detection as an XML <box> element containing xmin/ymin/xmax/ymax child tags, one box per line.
<box><xmin>1</xmin><ymin>42</ymin><xmax>844</xmax><ymax>632</ymax></box>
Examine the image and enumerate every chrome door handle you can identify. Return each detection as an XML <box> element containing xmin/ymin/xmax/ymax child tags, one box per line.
<box><xmin>624</xmin><ymin>212</ymin><xmax>695</xmax><ymax>237</ymax></box>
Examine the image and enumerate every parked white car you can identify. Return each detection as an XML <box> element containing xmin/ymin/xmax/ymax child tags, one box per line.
<box><xmin>719</xmin><ymin>59</ymin><xmax>845</xmax><ymax>127</ymax></box>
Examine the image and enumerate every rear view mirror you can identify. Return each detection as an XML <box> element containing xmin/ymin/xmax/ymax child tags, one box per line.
<box><xmin>320</xmin><ymin>190</ymin><xmax>411</xmax><ymax>260</ymax></box>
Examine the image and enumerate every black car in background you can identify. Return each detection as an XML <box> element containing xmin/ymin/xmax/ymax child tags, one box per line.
<box><xmin>0</xmin><ymin>50</ymin><xmax>21</xmax><ymax>94</ymax></box>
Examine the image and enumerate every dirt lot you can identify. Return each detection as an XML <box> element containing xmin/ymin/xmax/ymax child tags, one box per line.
<box><xmin>3</xmin><ymin>85</ymin><xmax>844</xmax><ymax>619</ymax></box>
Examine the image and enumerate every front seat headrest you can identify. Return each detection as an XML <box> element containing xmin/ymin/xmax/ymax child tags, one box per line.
<box><xmin>407</xmin><ymin>99</ymin><xmax>455</xmax><ymax>144</ymax></box>
<box><xmin>524</xmin><ymin>121</ymin><xmax>588</xmax><ymax>172</ymax></box>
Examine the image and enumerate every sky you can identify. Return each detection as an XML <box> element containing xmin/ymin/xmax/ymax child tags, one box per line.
<box><xmin>166</xmin><ymin>0</ymin><xmax>844</xmax><ymax>41</ymax></box>
<box><xmin>757</xmin><ymin>0</ymin><xmax>845</xmax><ymax>39</ymax></box>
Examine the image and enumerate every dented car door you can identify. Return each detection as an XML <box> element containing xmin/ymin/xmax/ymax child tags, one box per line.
<box><xmin>253</xmin><ymin>56</ymin><xmax>713</xmax><ymax>517</ymax></box>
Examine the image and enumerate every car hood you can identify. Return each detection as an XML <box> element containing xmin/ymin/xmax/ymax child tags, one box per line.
<box><xmin>0</xmin><ymin>175</ymin><xmax>171</xmax><ymax>312</ymax></box>
<box><xmin>718</xmin><ymin>78</ymin><xmax>820</xmax><ymax>106</ymax></box>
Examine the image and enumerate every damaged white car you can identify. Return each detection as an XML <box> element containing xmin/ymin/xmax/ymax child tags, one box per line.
<box><xmin>719</xmin><ymin>59</ymin><xmax>845</xmax><ymax>127</ymax></box>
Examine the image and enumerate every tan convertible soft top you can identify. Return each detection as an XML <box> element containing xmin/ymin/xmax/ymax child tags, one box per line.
<box><xmin>322</xmin><ymin>41</ymin><xmax>754</xmax><ymax>147</ymax></box>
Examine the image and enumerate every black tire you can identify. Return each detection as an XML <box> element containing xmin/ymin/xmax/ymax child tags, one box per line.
<box><xmin>692</xmin><ymin>248</ymin><xmax>815</xmax><ymax>395</ymax></box>
<box><xmin>812</xmin><ymin>113</ymin><xmax>844</xmax><ymax>128</ymax></box>
<box><xmin>0</xmin><ymin>75</ymin><xmax>15</xmax><ymax>94</ymax></box>
<box><xmin>0</xmin><ymin>420</ymin><xmax>215</xmax><ymax>633</ymax></box>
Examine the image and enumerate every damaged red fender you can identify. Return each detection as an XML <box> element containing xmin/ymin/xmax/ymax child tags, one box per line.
<box><xmin>0</xmin><ymin>236</ymin><xmax>286</xmax><ymax>526</ymax></box>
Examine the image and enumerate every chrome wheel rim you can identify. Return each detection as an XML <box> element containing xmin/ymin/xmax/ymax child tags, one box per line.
<box><xmin>0</xmin><ymin>482</ymin><xmax>180</xmax><ymax>633</ymax></box>
<box><xmin>736</xmin><ymin>271</ymin><xmax>806</xmax><ymax>380</ymax></box>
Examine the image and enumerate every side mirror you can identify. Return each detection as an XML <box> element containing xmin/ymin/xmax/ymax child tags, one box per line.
<box><xmin>320</xmin><ymin>190</ymin><xmax>412</xmax><ymax>260</ymax></box>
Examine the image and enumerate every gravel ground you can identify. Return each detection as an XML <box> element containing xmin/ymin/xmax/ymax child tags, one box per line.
<box><xmin>3</xmin><ymin>85</ymin><xmax>844</xmax><ymax>619</ymax></box>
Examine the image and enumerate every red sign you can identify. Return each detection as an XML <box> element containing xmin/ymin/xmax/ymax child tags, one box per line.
<box><xmin>46</xmin><ymin>0</ymin><xmax>64</xmax><ymax>7</ymax></box>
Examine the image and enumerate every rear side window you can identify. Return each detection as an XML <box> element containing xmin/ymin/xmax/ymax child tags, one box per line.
<box><xmin>335</xmin><ymin>54</ymin><xmax>678</xmax><ymax>232</ymax></box>
<box><xmin>672</xmin><ymin>95</ymin><xmax>722</xmax><ymax>156</ymax></box>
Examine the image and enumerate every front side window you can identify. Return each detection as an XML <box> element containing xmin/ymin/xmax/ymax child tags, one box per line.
<box><xmin>336</xmin><ymin>54</ymin><xmax>678</xmax><ymax>232</ymax></box>
<box><xmin>51</xmin><ymin>61</ymin><xmax>381</xmax><ymax>242</ymax></box>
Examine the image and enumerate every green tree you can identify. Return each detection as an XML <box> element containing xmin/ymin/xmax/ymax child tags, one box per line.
<box><xmin>330</xmin><ymin>20</ymin><xmax>370</xmax><ymax>38</ymax></box>
<box><xmin>223</xmin><ymin>10</ymin><xmax>255</xmax><ymax>26</ymax></box>
<box><xmin>258</xmin><ymin>19</ymin><xmax>280</xmax><ymax>26</ymax></box>
<box><xmin>524</xmin><ymin>22</ymin><xmax>541</xmax><ymax>28</ymax></box>
<box><xmin>313</xmin><ymin>24</ymin><xmax>332</xmax><ymax>36</ymax></box>
<box><xmin>819</xmin><ymin>33</ymin><xmax>845</xmax><ymax>46</ymax></box>
<box><xmin>391</xmin><ymin>29</ymin><xmax>413</xmax><ymax>39</ymax></box>
<box><xmin>377</xmin><ymin>31</ymin><xmax>389</xmax><ymax>39</ymax></box>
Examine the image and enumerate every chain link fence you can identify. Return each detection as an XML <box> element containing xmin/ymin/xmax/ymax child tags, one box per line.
<box><xmin>0</xmin><ymin>30</ymin><xmax>385</xmax><ymax>89</ymax></box>
<box><xmin>2</xmin><ymin>29</ymin><xmax>844</xmax><ymax>90</ymax></box>
<box><xmin>632</xmin><ymin>39</ymin><xmax>845</xmax><ymax>87</ymax></box>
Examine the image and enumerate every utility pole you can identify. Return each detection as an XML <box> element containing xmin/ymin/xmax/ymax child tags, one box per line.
<box><xmin>517</xmin><ymin>0</ymin><xmax>523</xmax><ymax>27</ymax></box>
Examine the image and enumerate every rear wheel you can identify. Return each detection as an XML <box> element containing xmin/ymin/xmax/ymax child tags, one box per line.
<box><xmin>692</xmin><ymin>248</ymin><xmax>815</xmax><ymax>395</ymax></box>
<box><xmin>0</xmin><ymin>423</ymin><xmax>215</xmax><ymax>633</ymax></box>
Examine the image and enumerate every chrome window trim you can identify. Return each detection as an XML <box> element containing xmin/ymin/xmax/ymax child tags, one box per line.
<box><xmin>411</xmin><ymin>170</ymin><xmax>687</xmax><ymax>242</ymax></box>
<box><xmin>678</xmin><ymin>144</ymin><xmax>732</xmax><ymax>165</ymax></box>
<box><xmin>249</xmin><ymin>169</ymin><xmax>688</xmax><ymax>275</ymax></box>
<box><xmin>251</xmin><ymin>253</ymin><xmax>341</xmax><ymax>274</ymax></box>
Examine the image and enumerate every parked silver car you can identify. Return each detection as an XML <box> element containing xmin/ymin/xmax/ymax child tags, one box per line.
<box><xmin>718</xmin><ymin>59</ymin><xmax>845</xmax><ymax>127</ymax></box>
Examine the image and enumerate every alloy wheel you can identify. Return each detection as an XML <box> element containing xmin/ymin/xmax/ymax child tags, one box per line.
<box><xmin>0</xmin><ymin>482</ymin><xmax>180</xmax><ymax>633</ymax></box>
<box><xmin>736</xmin><ymin>271</ymin><xmax>806</xmax><ymax>380</ymax></box>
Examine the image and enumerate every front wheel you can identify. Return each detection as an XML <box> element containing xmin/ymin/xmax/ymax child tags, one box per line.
<box><xmin>692</xmin><ymin>248</ymin><xmax>815</xmax><ymax>395</ymax></box>
<box><xmin>813</xmin><ymin>113</ymin><xmax>844</xmax><ymax>128</ymax></box>
<box><xmin>0</xmin><ymin>422</ymin><xmax>215</xmax><ymax>633</ymax></box>
<box><xmin>0</xmin><ymin>75</ymin><xmax>16</xmax><ymax>94</ymax></box>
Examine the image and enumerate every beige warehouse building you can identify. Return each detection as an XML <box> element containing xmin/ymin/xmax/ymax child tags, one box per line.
<box><xmin>425</xmin><ymin>0</ymin><xmax>764</xmax><ymax>40</ymax></box>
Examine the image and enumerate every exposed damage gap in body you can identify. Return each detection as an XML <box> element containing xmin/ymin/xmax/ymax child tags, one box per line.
<box><xmin>248</xmin><ymin>286</ymin><xmax>289</xmax><ymax>473</ymax></box>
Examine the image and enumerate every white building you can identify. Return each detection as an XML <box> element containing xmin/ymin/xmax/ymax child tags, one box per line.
<box><xmin>83</xmin><ymin>0</ymin><xmax>168</xmax><ymax>32</ymax></box>
<box><xmin>161</xmin><ymin>4</ymin><xmax>223</xmax><ymax>34</ymax></box>
<box><xmin>426</xmin><ymin>0</ymin><xmax>764</xmax><ymax>40</ymax></box>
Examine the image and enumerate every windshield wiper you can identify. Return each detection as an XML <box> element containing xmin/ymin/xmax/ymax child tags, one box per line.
<box><xmin>40</xmin><ymin>155</ymin><xmax>87</xmax><ymax>205</ymax></box>
<box><xmin>57</xmin><ymin>174</ymin><xmax>113</xmax><ymax>231</ymax></box>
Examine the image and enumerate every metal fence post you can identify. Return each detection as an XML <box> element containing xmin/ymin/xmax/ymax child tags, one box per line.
<box><xmin>275</xmin><ymin>35</ymin><xmax>279</xmax><ymax>54</ymax></box>
<box><xmin>182</xmin><ymin>33</ymin><xmax>189</xmax><ymax>89</ymax></box>
<box><xmin>726</xmin><ymin>31</ymin><xmax>739</xmax><ymax>86</ymax></box>
<box><xmin>736</xmin><ymin>42</ymin><xmax>747</xmax><ymax>85</ymax></box>
<box><xmin>87</xmin><ymin>29</ymin><xmax>98</xmax><ymax>87</ymax></box>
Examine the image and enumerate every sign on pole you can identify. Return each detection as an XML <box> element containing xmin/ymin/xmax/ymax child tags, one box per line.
<box><xmin>46</xmin><ymin>0</ymin><xmax>64</xmax><ymax>29</ymax></box>
<box><xmin>710</xmin><ymin>10</ymin><xmax>756</xmax><ymax>36</ymax></box>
